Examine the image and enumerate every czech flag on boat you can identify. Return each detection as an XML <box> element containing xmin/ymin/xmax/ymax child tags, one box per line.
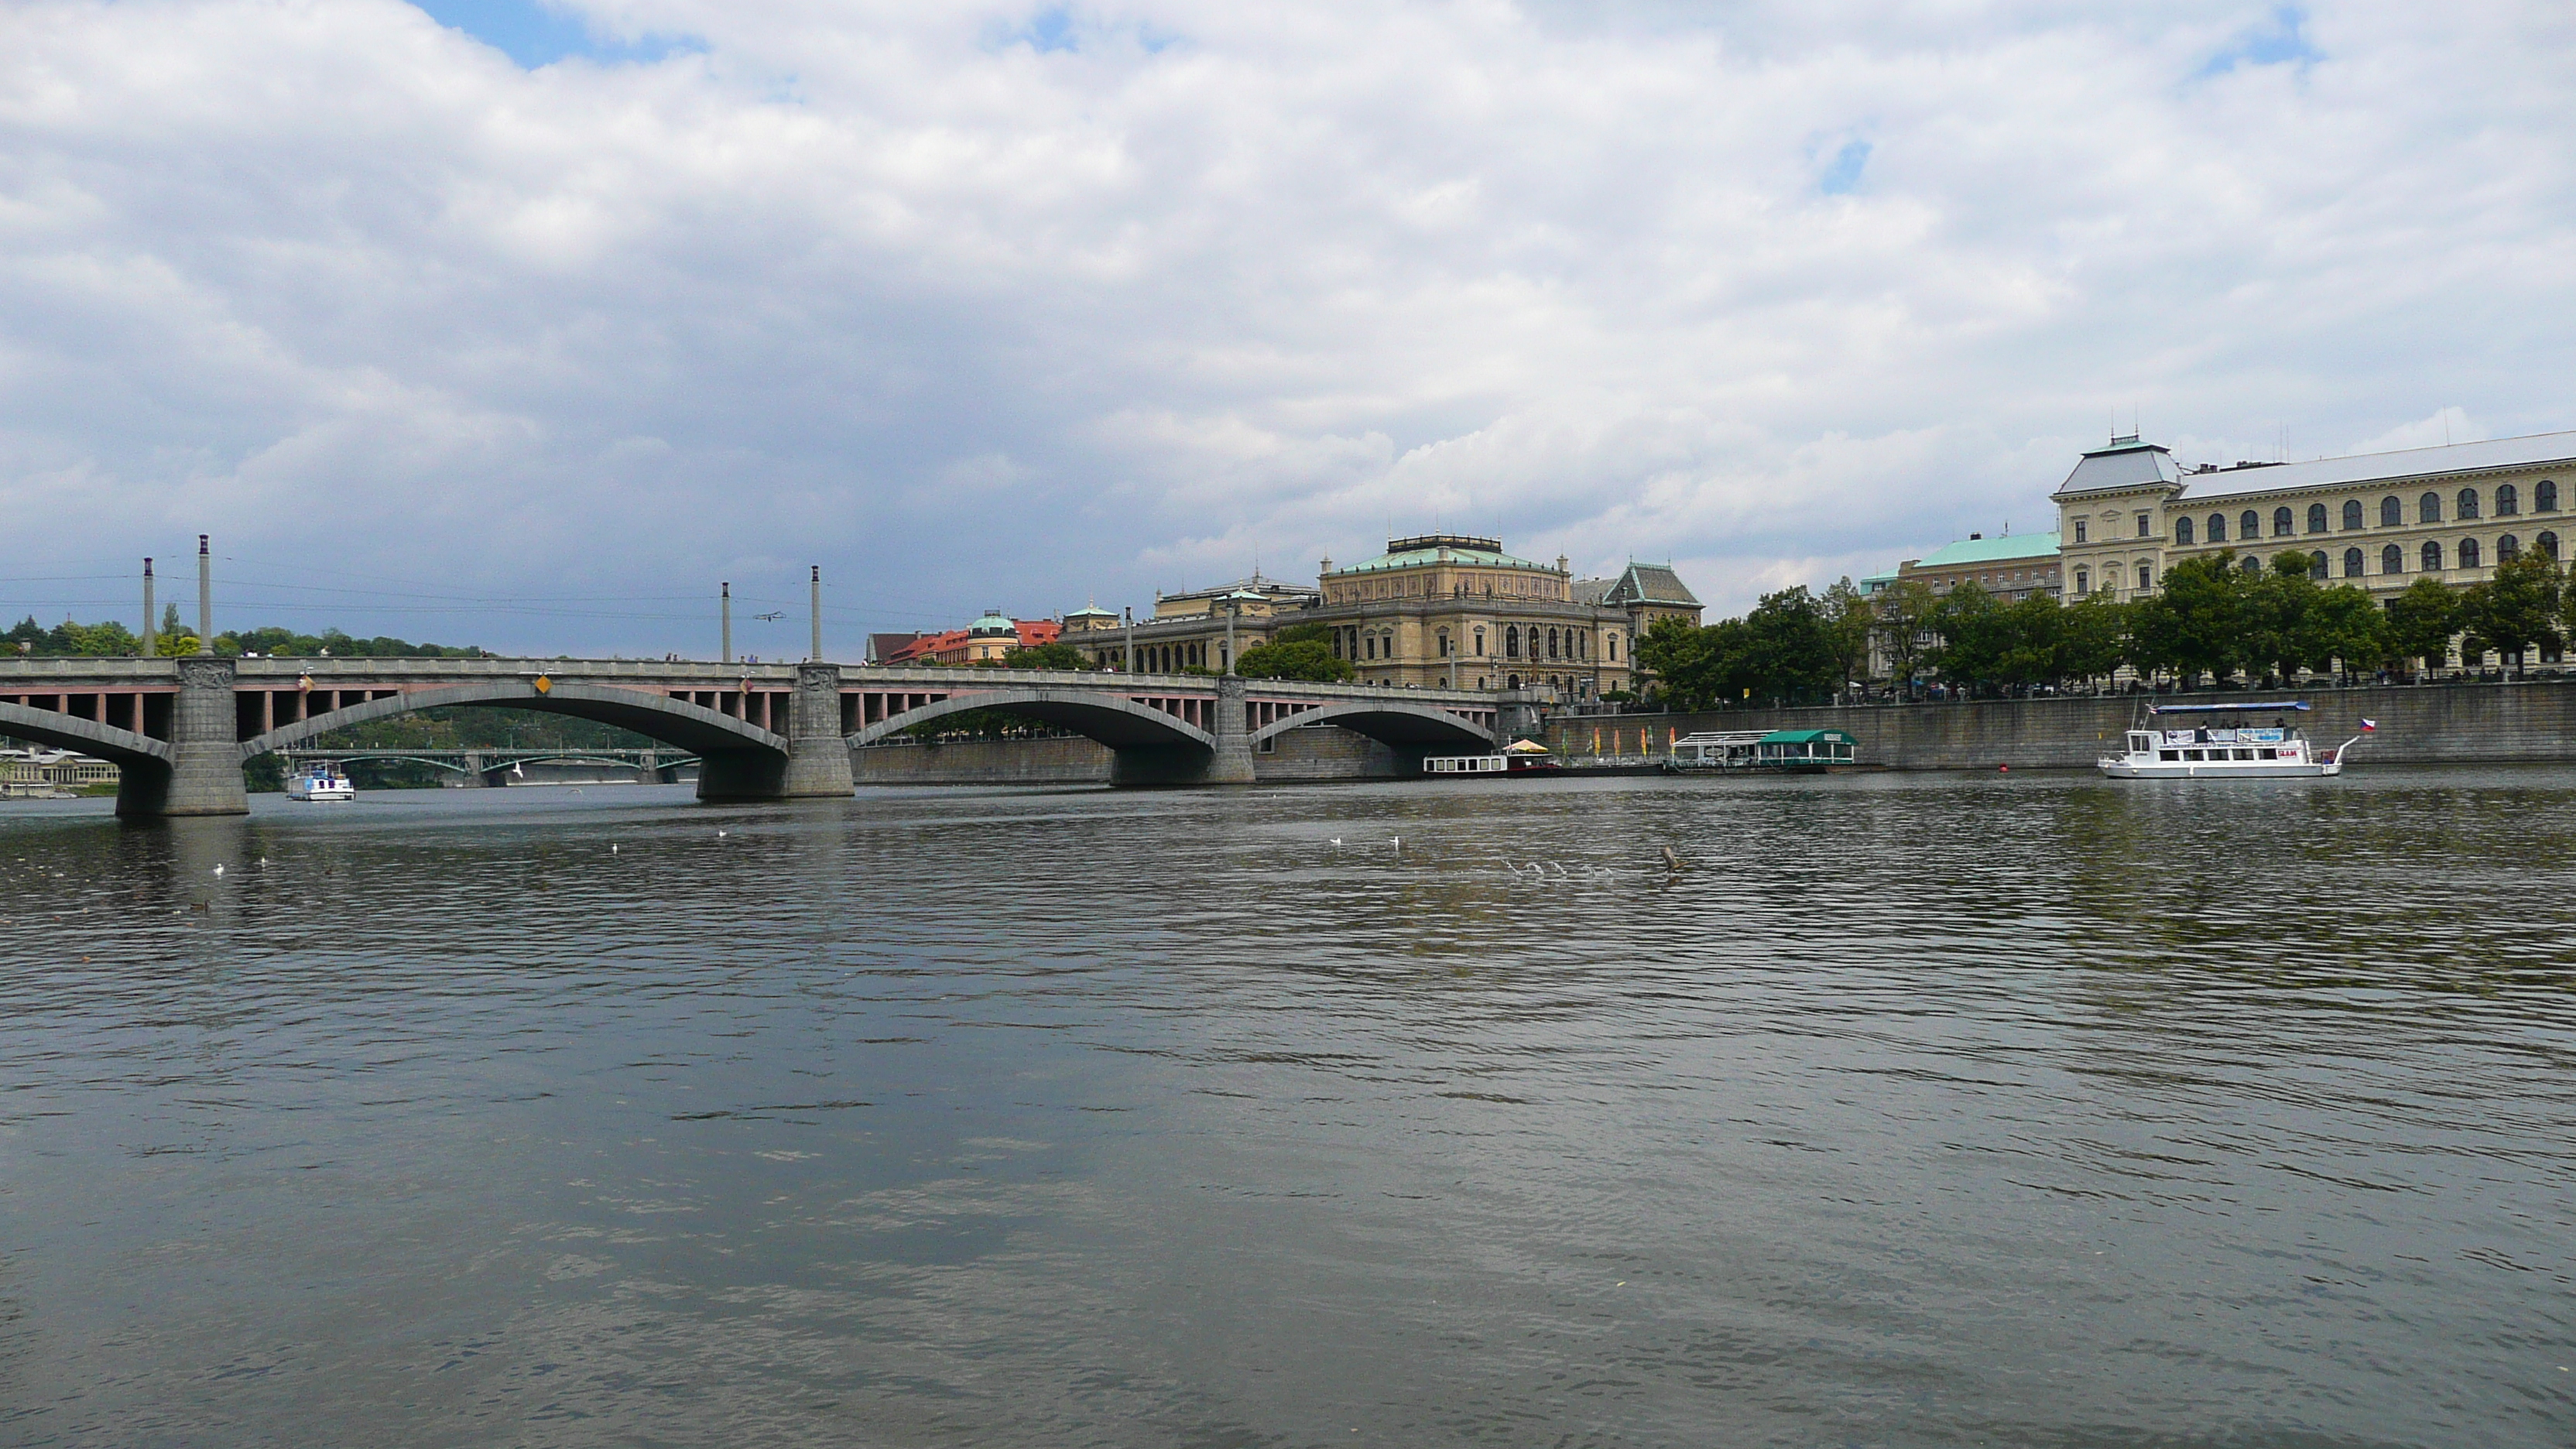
<box><xmin>2361</xmin><ymin>718</ymin><xmax>2377</xmax><ymax>731</ymax></box>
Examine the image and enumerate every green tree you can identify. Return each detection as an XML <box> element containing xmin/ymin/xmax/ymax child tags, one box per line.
<box><xmin>1269</xmin><ymin>621</ymin><xmax>1334</xmax><ymax>647</ymax></box>
<box><xmin>1738</xmin><ymin>587</ymin><xmax>1838</xmax><ymax>703</ymax></box>
<box><xmin>1872</xmin><ymin>578</ymin><xmax>1939</xmax><ymax>693</ymax></box>
<box><xmin>2058</xmin><ymin>591</ymin><xmax>2129</xmax><ymax>689</ymax></box>
<box><xmin>2458</xmin><ymin>550</ymin><xmax>2561</xmax><ymax>677</ymax></box>
<box><xmin>2384</xmin><ymin>577</ymin><xmax>2461</xmax><ymax>674</ymax></box>
<box><xmin>2242</xmin><ymin>551</ymin><xmax>2324</xmax><ymax>681</ymax></box>
<box><xmin>1002</xmin><ymin>641</ymin><xmax>1095</xmax><ymax>671</ymax></box>
<box><xmin>1637</xmin><ymin>614</ymin><xmax>1719</xmax><ymax>707</ymax></box>
<box><xmin>1995</xmin><ymin>593</ymin><xmax>2065</xmax><ymax>688</ymax></box>
<box><xmin>1233</xmin><ymin>639</ymin><xmax>1353</xmax><ymax>681</ymax></box>
<box><xmin>2128</xmin><ymin>553</ymin><xmax>2249</xmax><ymax>689</ymax></box>
<box><xmin>1928</xmin><ymin>582</ymin><xmax>2009</xmax><ymax>690</ymax></box>
<box><xmin>1820</xmin><ymin>577</ymin><xmax>1875</xmax><ymax>696</ymax></box>
<box><xmin>2303</xmin><ymin>584</ymin><xmax>2389</xmax><ymax>682</ymax></box>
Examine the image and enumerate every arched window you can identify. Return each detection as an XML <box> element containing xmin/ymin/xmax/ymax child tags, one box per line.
<box><xmin>2458</xmin><ymin>488</ymin><xmax>2482</xmax><ymax>520</ymax></box>
<box><xmin>2343</xmin><ymin>547</ymin><xmax>2363</xmax><ymax>577</ymax></box>
<box><xmin>2342</xmin><ymin>499</ymin><xmax>2364</xmax><ymax>530</ymax></box>
<box><xmin>2309</xmin><ymin>551</ymin><xmax>2328</xmax><ymax>581</ymax></box>
<box><xmin>2420</xmin><ymin>492</ymin><xmax>2442</xmax><ymax>523</ymax></box>
<box><xmin>2307</xmin><ymin>502</ymin><xmax>2328</xmax><ymax>533</ymax></box>
<box><xmin>2499</xmin><ymin>534</ymin><xmax>2521</xmax><ymax>561</ymax></box>
<box><xmin>1474</xmin><ymin>628</ymin><xmax>1486</xmax><ymax>656</ymax></box>
<box><xmin>2382</xmin><ymin>495</ymin><xmax>2403</xmax><ymax>527</ymax></box>
<box><xmin>2240</xmin><ymin>555</ymin><xmax>2262</xmax><ymax>577</ymax></box>
<box><xmin>2241</xmin><ymin>509</ymin><xmax>2261</xmax><ymax>540</ymax></box>
<box><xmin>2423</xmin><ymin>540</ymin><xmax>2444</xmax><ymax>571</ymax></box>
<box><xmin>2460</xmin><ymin>538</ymin><xmax>2483</xmax><ymax>569</ymax></box>
<box><xmin>2074</xmin><ymin>567</ymin><xmax>2090</xmax><ymax>594</ymax></box>
<box><xmin>2497</xmin><ymin>484</ymin><xmax>2519</xmax><ymax>516</ymax></box>
<box><xmin>2136</xmin><ymin>563</ymin><xmax>2153</xmax><ymax>590</ymax></box>
<box><xmin>1547</xmin><ymin>629</ymin><xmax>1560</xmax><ymax>660</ymax></box>
<box><xmin>2272</xmin><ymin>506</ymin><xmax>2293</xmax><ymax>537</ymax></box>
<box><xmin>2540</xmin><ymin>532</ymin><xmax>2560</xmax><ymax>562</ymax></box>
<box><xmin>1505</xmin><ymin>626</ymin><xmax>1519</xmax><ymax>658</ymax></box>
<box><xmin>1607</xmin><ymin>632</ymin><xmax>1618</xmax><ymax>660</ymax></box>
<box><xmin>2382</xmin><ymin>543</ymin><xmax>2403</xmax><ymax>574</ymax></box>
<box><xmin>2206</xmin><ymin>513</ymin><xmax>2226</xmax><ymax>542</ymax></box>
<box><xmin>2540</xmin><ymin>479</ymin><xmax>2561</xmax><ymax>512</ymax></box>
<box><xmin>2176</xmin><ymin>516</ymin><xmax>2196</xmax><ymax>545</ymax></box>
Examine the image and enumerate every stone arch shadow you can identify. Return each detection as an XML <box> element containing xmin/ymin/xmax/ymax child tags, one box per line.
<box><xmin>239</xmin><ymin>682</ymin><xmax>793</xmax><ymax>800</ymax></box>
<box><xmin>0</xmin><ymin>701</ymin><xmax>174</xmax><ymax>814</ymax></box>
<box><xmin>848</xmin><ymin>688</ymin><xmax>1219</xmax><ymax>785</ymax></box>
<box><xmin>1249</xmin><ymin>701</ymin><xmax>1497</xmax><ymax>759</ymax></box>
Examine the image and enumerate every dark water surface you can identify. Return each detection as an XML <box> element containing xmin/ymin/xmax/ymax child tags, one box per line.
<box><xmin>2</xmin><ymin>769</ymin><xmax>2572</xmax><ymax>1447</ymax></box>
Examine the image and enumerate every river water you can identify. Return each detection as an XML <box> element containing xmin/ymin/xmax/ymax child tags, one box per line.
<box><xmin>2</xmin><ymin>769</ymin><xmax>2571</xmax><ymax>1447</ymax></box>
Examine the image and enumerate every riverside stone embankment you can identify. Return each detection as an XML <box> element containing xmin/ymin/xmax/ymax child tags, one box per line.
<box><xmin>1542</xmin><ymin>677</ymin><xmax>2576</xmax><ymax>770</ymax></box>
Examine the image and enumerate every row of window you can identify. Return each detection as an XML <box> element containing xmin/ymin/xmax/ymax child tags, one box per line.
<box><xmin>2073</xmin><ymin>532</ymin><xmax>2561</xmax><ymax>594</ymax></box>
<box><xmin>1339</xmin><ymin>624</ymin><xmax>1622</xmax><ymax>663</ymax></box>
<box><xmin>2075</xmin><ymin>481</ymin><xmax>2564</xmax><ymax>546</ymax></box>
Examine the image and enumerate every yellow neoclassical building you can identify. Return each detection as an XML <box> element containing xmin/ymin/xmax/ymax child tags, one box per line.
<box><xmin>2054</xmin><ymin>430</ymin><xmax>2576</xmax><ymax>602</ymax></box>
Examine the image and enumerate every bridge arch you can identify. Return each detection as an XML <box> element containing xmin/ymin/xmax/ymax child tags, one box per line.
<box><xmin>242</xmin><ymin>682</ymin><xmax>790</xmax><ymax>797</ymax></box>
<box><xmin>847</xmin><ymin>688</ymin><xmax>1216</xmax><ymax>752</ymax></box>
<box><xmin>0</xmin><ymin>701</ymin><xmax>171</xmax><ymax>769</ymax></box>
<box><xmin>1249</xmin><ymin>700</ymin><xmax>1495</xmax><ymax>751</ymax></box>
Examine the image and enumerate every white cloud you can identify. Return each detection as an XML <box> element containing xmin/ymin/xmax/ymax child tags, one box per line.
<box><xmin>2</xmin><ymin>0</ymin><xmax>2572</xmax><ymax>645</ymax></box>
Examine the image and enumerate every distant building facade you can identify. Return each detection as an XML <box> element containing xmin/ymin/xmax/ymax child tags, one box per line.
<box><xmin>2054</xmin><ymin>430</ymin><xmax>2576</xmax><ymax>603</ymax></box>
<box><xmin>1308</xmin><ymin>535</ymin><xmax>1674</xmax><ymax>698</ymax></box>
<box><xmin>878</xmin><ymin>612</ymin><xmax>1060</xmax><ymax>666</ymax></box>
<box><xmin>1057</xmin><ymin>540</ymin><xmax>1700</xmax><ymax>700</ymax></box>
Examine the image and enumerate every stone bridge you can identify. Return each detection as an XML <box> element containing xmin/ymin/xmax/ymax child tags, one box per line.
<box><xmin>0</xmin><ymin>658</ymin><xmax>1507</xmax><ymax>817</ymax></box>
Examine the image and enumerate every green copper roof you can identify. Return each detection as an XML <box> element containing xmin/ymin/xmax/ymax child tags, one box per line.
<box><xmin>968</xmin><ymin>609</ymin><xmax>1017</xmax><ymax>636</ymax></box>
<box><xmin>1910</xmin><ymin>532</ymin><xmax>2060</xmax><ymax>568</ymax></box>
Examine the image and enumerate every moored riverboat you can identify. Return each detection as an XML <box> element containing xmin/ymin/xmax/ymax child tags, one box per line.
<box><xmin>2098</xmin><ymin>702</ymin><xmax>2369</xmax><ymax>779</ymax></box>
<box><xmin>1668</xmin><ymin>728</ymin><xmax>1861</xmax><ymax>774</ymax></box>
<box><xmin>285</xmin><ymin>761</ymin><xmax>357</xmax><ymax>801</ymax></box>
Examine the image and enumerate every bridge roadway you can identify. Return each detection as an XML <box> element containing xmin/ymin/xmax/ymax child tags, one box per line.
<box><xmin>0</xmin><ymin>658</ymin><xmax>1511</xmax><ymax>817</ymax></box>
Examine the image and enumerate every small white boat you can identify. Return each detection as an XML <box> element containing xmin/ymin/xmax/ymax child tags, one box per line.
<box><xmin>285</xmin><ymin>761</ymin><xmax>357</xmax><ymax>801</ymax></box>
<box><xmin>2098</xmin><ymin>701</ymin><xmax>2369</xmax><ymax>779</ymax></box>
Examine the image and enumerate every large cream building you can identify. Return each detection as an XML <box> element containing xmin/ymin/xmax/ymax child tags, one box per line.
<box><xmin>1060</xmin><ymin>536</ymin><xmax>1704</xmax><ymax>700</ymax></box>
<box><xmin>2054</xmin><ymin>430</ymin><xmax>2576</xmax><ymax>602</ymax></box>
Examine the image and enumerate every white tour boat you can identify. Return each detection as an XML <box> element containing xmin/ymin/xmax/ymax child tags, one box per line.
<box><xmin>2098</xmin><ymin>701</ymin><xmax>2369</xmax><ymax>779</ymax></box>
<box><xmin>285</xmin><ymin>760</ymin><xmax>357</xmax><ymax>802</ymax></box>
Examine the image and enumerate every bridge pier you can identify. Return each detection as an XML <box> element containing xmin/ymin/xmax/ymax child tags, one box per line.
<box><xmin>780</xmin><ymin>663</ymin><xmax>856</xmax><ymax>796</ymax></box>
<box><xmin>122</xmin><ymin>658</ymin><xmax>248</xmax><ymax>818</ymax></box>
<box><xmin>1206</xmin><ymin>676</ymin><xmax>1256</xmax><ymax>784</ymax></box>
<box><xmin>457</xmin><ymin>751</ymin><xmax>489</xmax><ymax>787</ymax></box>
<box><xmin>699</xmin><ymin>663</ymin><xmax>851</xmax><ymax>800</ymax></box>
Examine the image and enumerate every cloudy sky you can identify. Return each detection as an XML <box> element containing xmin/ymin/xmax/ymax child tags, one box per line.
<box><xmin>2</xmin><ymin>1</ymin><xmax>2571</xmax><ymax>655</ymax></box>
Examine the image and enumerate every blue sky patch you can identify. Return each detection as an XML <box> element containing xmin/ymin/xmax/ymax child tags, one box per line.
<box><xmin>411</xmin><ymin>1</ymin><xmax>701</xmax><ymax>68</ymax></box>
<box><xmin>1820</xmin><ymin>139</ymin><xmax>1871</xmax><ymax>196</ymax></box>
<box><xmin>2200</xmin><ymin>5</ymin><xmax>2322</xmax><ymax>77</ymax></box>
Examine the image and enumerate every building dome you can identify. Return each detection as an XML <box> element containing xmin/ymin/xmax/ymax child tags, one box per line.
<box><xmin>968</xmin><ymin>609</ymin><xmax>1017</xmax><ymax>638</ymax></box>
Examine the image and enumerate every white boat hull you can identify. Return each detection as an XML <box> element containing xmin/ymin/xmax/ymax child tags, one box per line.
<box><xmin>2098</xmin><ymin>757</ymin><xmax>2341</xmax><ymax>779</ymax></box>
<box><xmin>287</xmin><ymin>783</ymin><xmax>356</xmax><ymax>801</ymax></box>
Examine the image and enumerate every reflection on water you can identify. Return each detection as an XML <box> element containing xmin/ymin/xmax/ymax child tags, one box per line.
<box><xmin>2</xmin><ymin>770</ymin><xmax>2573</xmax><ymax>1446</ymax></box>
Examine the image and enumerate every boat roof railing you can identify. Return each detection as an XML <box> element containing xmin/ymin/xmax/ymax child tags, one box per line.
<box><xmin>2146</xmin><ymin>701</ymin><xmax>2311</xmax><ymax>714</ymax></box>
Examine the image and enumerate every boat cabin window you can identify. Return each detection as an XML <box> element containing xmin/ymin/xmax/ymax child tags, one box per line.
<box><xmin>2157</xmin><ymin>749</ymin><xmax>2180</xmax><ymax>762</ymax></box>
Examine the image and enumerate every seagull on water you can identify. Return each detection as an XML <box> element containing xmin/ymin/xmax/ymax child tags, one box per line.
<box><xmin>211</xmin><ymin>865</ymin><xmax>224</xmax><ymax>876</ymax></box>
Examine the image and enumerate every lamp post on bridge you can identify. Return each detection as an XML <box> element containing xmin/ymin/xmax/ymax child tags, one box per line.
<box><xmin>195</xmin><ymin>534</ymin><xmax>212</xmax><ymax>655</ymax></box>
<box><xmin>1123</xmin><ymin>607</ymin><xmax>1135</xmax><ymax>673</ymax></box>
<box><xmin>721</xmin><ymin>582</ymin><xmax>732</xmax><ymax>664</ymax></box>
<box><xmin>810</xmin><ymin>565</ymin><xmax>822</xmax><ymax>662</ymax></box>
<box><xmin>141</xmin><ymin>559</ymin><xmax>155</xmax><ymax>658</ymax></box>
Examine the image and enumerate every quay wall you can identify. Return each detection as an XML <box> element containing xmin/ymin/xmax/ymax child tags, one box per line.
<box><xmin>1542</xmin><ymin>679</ymin><xmax>2576</xmax><ymax>770</ymax></box>
<box><xmin>851</xmin><ymin>723</ymin><xmax>1414</xmax><ymax>786</ymax></box>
